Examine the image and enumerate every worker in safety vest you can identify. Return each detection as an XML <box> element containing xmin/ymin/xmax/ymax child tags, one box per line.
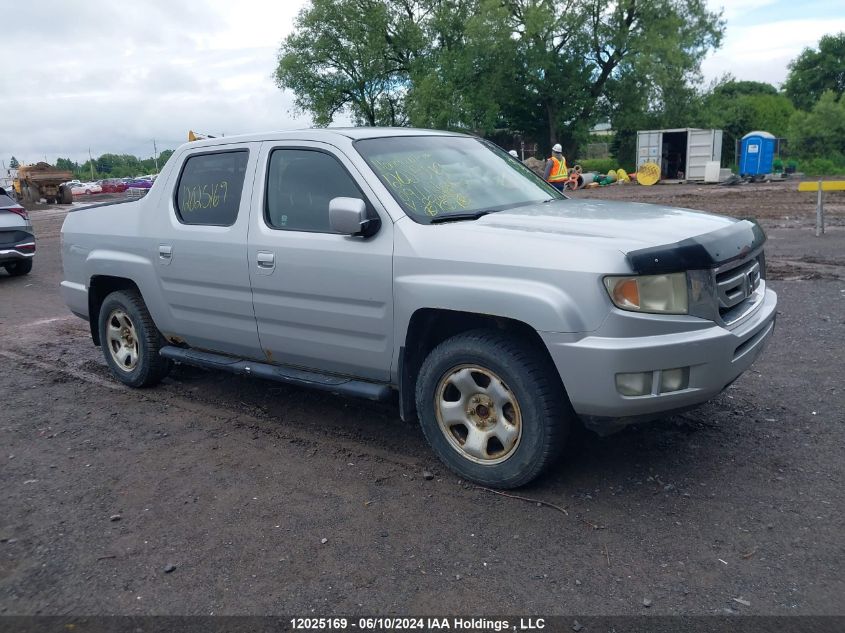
<box><xmin>544</xmin><ymin>143</ymin><xmax>568</xmax><ymax>191</ymax></box>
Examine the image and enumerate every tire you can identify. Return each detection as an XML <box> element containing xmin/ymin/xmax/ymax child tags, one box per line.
<box><xmin>415</xmin><ymin>329</ymin><xmax>570</xmax><ymax>488</ymax></box>
<box><xmin>61</xmin><ymin>186</ymin><xmax>73</xmax><ymax>204</ymax></box>
<box><xmin>97</xmin><ymin>290</ymin><xmax>171</xmax><ymax>387</ymax></box>
<box><xmin>4</xmin><ymin>259</ymin><xmax>33</xmax><ymax>276</ymax></box>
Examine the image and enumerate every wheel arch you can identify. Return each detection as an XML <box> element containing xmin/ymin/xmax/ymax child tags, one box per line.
<box><xmin>87</xmin><ymin>276</ymin><xmax>142</xmax><ymax>346</ymax></box>
<box><xmin>398</xmin><ymin>308</ymin><xmax>563</xmax><ymax>422</ymax></box>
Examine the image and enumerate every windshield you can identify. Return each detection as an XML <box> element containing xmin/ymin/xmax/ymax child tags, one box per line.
<box><xmin>355</xmin><ymin>135</ymin><xmax>563</xmax><ymax>222</ymax></box>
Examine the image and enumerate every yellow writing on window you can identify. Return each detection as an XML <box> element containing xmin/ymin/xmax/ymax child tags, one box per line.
<box><xmin>372</xmin><ymin>153</ymin><xmax>471</xmax><ymax>216</ymax></box>
<box><xmin>182</xmin><ymin>181</ymin><xmax>229</xmax><ymax>213</ymax></box>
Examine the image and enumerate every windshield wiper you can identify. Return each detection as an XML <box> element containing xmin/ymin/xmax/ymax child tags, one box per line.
<box><xmin>429</xmin><ymin>210</ymin><xmax>497</xmax><ymax>224</ymax></box>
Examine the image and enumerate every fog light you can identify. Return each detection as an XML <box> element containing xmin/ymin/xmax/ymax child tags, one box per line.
<box><xmin>659</xmin><ymin>367</ymin><xmax>689</xmax><ymax>393</ymax></box>
<box><xmin>616</xmin><ymin>371</ymin><xmax>653</xmax><ymax>396</ymax></box>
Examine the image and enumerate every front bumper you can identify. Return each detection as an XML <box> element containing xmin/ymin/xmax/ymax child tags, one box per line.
<box><xmin>541</xmin><ymin>285</ymin><xmax>777</xmax><ymax>434</ymax></box>
<box><xmin>0</xmin><ymin>231</ymin><xmax>36</xmax><ymax>263</ymax></box>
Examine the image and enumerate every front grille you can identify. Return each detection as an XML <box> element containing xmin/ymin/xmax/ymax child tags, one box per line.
<box><xmin>715</xmin><ymin>254</ymin><xmax>764</xmax><ymax>324</ymax></box>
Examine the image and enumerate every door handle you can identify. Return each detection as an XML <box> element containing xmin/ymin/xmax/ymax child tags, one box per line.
<box><xmin>158</xmin><ymin>244</ymin><xmax>172</xmax><ymax>262</ymax></box>
<box><xmin>257</xmin><ymin>251</ymin><xmax>275</xmax><ymax>269</ymax></box>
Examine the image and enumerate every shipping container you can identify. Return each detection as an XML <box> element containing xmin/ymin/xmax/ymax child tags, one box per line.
<box><xmin>636</xmin><ymin>128</ymin><xmax>723</xmax><ymax>182</ymax></box>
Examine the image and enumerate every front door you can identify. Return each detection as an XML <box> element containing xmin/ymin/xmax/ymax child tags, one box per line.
<box><xmin>247</xmin><ymin>142</ymin><xmax>394</xmax><ymax>382</ymax></box>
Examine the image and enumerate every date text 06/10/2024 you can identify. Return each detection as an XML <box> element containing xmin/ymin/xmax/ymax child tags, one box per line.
<box><xmin>290</xmin><ymin>618</ymin><xmax>546</xmax><ymax>631</ymax></box>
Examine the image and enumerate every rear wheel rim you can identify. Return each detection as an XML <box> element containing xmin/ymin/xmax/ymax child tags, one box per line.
<box><xmin>105</xmin><ymin>308</ymin><xmax>140</xmax><ymax>372</ymax></box>
<box><xmin>434</xmin><ymin>364</ymin><xmax>523</xmax><ymax>465</ymax></box>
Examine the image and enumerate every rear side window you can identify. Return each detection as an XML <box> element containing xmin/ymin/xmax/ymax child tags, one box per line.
<box><xmin>175</xmin><ymin>150</ymin><xmax>249</xmax><ymax>226</ymax></box>
<box><xmin>265</xmin><ymin>149</ymin><xmax>363</xmax><ymax>232</ymax></box>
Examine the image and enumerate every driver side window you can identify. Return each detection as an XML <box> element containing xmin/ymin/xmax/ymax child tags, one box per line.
<box><xmin>265</xmin><ymin>149</ymin><xmax>363</xmax><ymax>233</ymax></box>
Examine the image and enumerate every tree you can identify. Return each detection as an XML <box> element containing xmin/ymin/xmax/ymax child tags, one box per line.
<box><xmin>275</xmin><ymin>0</ymin><xmax>724</xmax><ymax>158</ymax></box>
<box><xmin>275</xmin><ymin>0</ymin><xmax>424</xmax><ymax>126</ymax></box>
<box><xmin>788</xmin><ymin>91</ymin><xmax>845</xmax><ymax>161</ymax></box>
<box><xmin>707</xmin><ymin>79</ymin><xmax>778</xmax><ymax>99</ymax></box>
<box><xmin>689</xmin><ymin>78</ymin><xmax>795</xmax><ymax>164</ymax></box>
<box><xmin>56</xmin><ymin>158</ymin><xmax>78</xmax><ymax>172</ymax></box>
<box><xmin>412</xmin><ymin>0</ymin><xmax>723</xmax><ymax>156</ymax></box>
<box><xmin>9</xmin><ymin>156</ymin><xmax>19</xmax><ymax>169</ymax></box>
<box><xmin>784</xmin><ymin>32</ymin><xmax>845</xmax><ymax>110</ymax></box>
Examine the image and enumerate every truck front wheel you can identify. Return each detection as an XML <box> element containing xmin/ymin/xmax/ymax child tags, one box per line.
<box><xmin>415</xmin><ymin>330</ymin><xmax>569</xmax><ymax>488</ymax></box>
<box><xmin>98</xmin><ymin>290</ymin><xmax>171</xmax><ymax>387</ymax></box>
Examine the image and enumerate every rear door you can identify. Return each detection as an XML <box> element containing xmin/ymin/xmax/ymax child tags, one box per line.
<box><xmin>152</xmin><ymin>144</ymin><xmax>263</xmax><ymax>359</ymax></box>
<box><xmin>246</xmin><ymin>141</ymin><xmax>394</xmax><ymax>381</ymax></box>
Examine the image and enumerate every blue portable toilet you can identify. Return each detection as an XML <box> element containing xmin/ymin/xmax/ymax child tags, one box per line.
<box><xmin>740</xmin><ymin>131</ymin><xmax>776</xmax><ymax>176</ymax></box>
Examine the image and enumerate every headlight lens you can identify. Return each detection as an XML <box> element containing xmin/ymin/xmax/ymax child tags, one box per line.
<box><xmin>603</xmin><ymin>272</ymin><xmax>688</xmax><ymax>314</ymax></box>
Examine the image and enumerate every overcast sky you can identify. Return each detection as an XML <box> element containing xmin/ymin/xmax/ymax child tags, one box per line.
<box><xmin>3</xmin><ymin>0</ymin><xmax>844</xmax><ymax>166</ymax></box>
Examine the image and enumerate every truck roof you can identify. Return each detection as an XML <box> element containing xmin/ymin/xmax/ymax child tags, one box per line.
<box><xmin>182</xmin><ymin>127</ymin><xmax>466</xmax><ymax>149</ymax></box>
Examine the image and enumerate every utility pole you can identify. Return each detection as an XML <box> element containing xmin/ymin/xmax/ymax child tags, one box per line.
<box><xmin>88</xmin><ymin>148</ymin><xmax>95</xmax><ymax>181</ymax></box>
<box><xmin>153</xmin><ymin>139</ymin><xmax>159</xmax><ymax>173</ymax></box>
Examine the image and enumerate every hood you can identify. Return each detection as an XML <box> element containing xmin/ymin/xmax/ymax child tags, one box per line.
<box><xmin>475</xmin><ymin>198</ymin><xmax>735</xmax><ymax>245</ymax></box>
<box><xmin>466</xmin><ymin>198</ymin><xmax>764</xmax><ymax>272</ymax></box>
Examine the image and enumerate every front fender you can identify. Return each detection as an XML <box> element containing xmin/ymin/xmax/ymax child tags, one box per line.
<box><xmin>395</xmin><ymin>273</ymin><xmax>587</xmax><ymax>333</ymax></box>
<box><xmin>392</xmin><ymin>271</ymin><xmax>609</xmax><ymax>384</ymax></box>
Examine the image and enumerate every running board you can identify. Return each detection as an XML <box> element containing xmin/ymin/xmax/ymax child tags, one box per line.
<box><xmin>159</xmin><ymin>346</ymin><xmax>392</xmax><ymax>402</ymax></box>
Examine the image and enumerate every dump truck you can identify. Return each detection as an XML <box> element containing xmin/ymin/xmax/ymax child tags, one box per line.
<box><xmin>14</xmin><ymin>162</ymin><xmax>74</xmax><ymax>204</ymax></box>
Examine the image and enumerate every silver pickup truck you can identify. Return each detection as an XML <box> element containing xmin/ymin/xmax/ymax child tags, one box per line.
<box><xmin>61</xmin><ymin>128</ymin><xmax>776</xmax><ymax>488</ymax></box>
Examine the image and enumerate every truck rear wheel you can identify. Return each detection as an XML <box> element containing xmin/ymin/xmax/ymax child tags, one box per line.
<box><xmin>60</xmin><ymin>186</ymin><xmax>73</xmax><ymax>204</ymax></box>
<box><xmin>415</xmin><ymin>329</ymin><xmax>569</xmax><ymax>488</ymax></box>
<box><xmin>98</xmin><ymin>290</ymin><xmax>171</xmax><ymax>388</ymax></box>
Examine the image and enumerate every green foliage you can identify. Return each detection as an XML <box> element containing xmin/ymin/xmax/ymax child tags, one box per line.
<box><xmin>799</xmin><ymin>158</ymin><xmax>845</xmax><ymax>176</ymax></box>
<box><xmin>574</xmin><ymin>158</ymin><xmax>619</xmax><ymax>174</ymax></box>
<box><xmin>73</xmin><ymin>151</ymin><xmax>173</xmax><ymax>180</ymax></box>
<box><xmin>693</xmin><ymin>78</ymin><xmax>795</xmax><ymax>163</ymax></box>
<box><xmin>9</xmin><ymin>156</ymin><xmax>19</xmax><ymax>169</ymax></box>
<box><xmin>784</xmin><ymin>32</ymin><xmax>845</xmax><ymax>110</ymax></box>
<box><xmin>276</xmin><ymin>0</ymin><xmax>724</xmax><ymax>158</ymax></box>
<box><xmin>606</xmin><ymin>2</ymin><xmax>726</xmax><ymax>168</ymax></box>
<box><xmin>788</xmin><ymin>91</ymin><xmax>845</xmax><ymax>161</ymax></box>
<box><xmin>55</xmin><ymin>158</ymin><xmax>78</xmax><ymax>172</ymax></box>
<box><xmin>275</xmin><ymin>0</ymin><xmax>420</xmax><ymax>126</ymax></box>
<box><xmin>709</xmin><ymin>79</ymin><xmax>778</xmax><ymax>99</ymax></box>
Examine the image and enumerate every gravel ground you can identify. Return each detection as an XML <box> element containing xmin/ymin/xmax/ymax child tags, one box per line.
<box><xmin>0</xmin><ymin>184</ymin><xmax>843</xmax><ymax>616</ymax></box>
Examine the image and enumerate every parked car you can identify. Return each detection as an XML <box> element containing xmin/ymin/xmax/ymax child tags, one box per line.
<box><xmin>125</xmin><ymin>179</ymin><xmax>152</xmax><ymax>189</ymax></box>
<box><xmin>60</xmin><ymin>128</ymin><xmax>777</xmax><ymax>488</ymax></box>
<box><xmin>0</xmin><ymin>191</ymin><xmax>35</xmax><ymax>276</ymax></box>
<box><xmin>100</xmin><ymin>178</ymin><xmax>128</xmax><ymax>194</ymax></box>
<box><xmin>71</xmin><ymin>182</ymin><xmax>103</xmax><ymax>195</ymax></box>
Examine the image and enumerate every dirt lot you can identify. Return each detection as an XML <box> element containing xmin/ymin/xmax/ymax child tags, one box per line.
<box><xmin>1</xmin><ymin>182</ymin><xmax>843</xmax><ymax>617</ymax></box>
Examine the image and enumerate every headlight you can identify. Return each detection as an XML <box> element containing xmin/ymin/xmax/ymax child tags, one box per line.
<box><xmin>603</xmin><ymin>272</ymin><xmax>688</xmax><ymax>314</ymax></box>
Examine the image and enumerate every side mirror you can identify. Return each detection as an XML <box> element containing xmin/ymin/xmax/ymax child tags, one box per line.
<box><xmin>329</xmin><ymin>197</ymin><xmax>380</xmax><ymax>237</ymax></box>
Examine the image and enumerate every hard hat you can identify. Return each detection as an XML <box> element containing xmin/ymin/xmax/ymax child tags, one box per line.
<box><xmin>508</xmin><ymin>150</ymin><xmax>518</xmax><ymax>158</ymax></box>
<box><xmin>552</xmin><ymin>143</ymin><xmax>562</xmax><ymax>153</ymax></box>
